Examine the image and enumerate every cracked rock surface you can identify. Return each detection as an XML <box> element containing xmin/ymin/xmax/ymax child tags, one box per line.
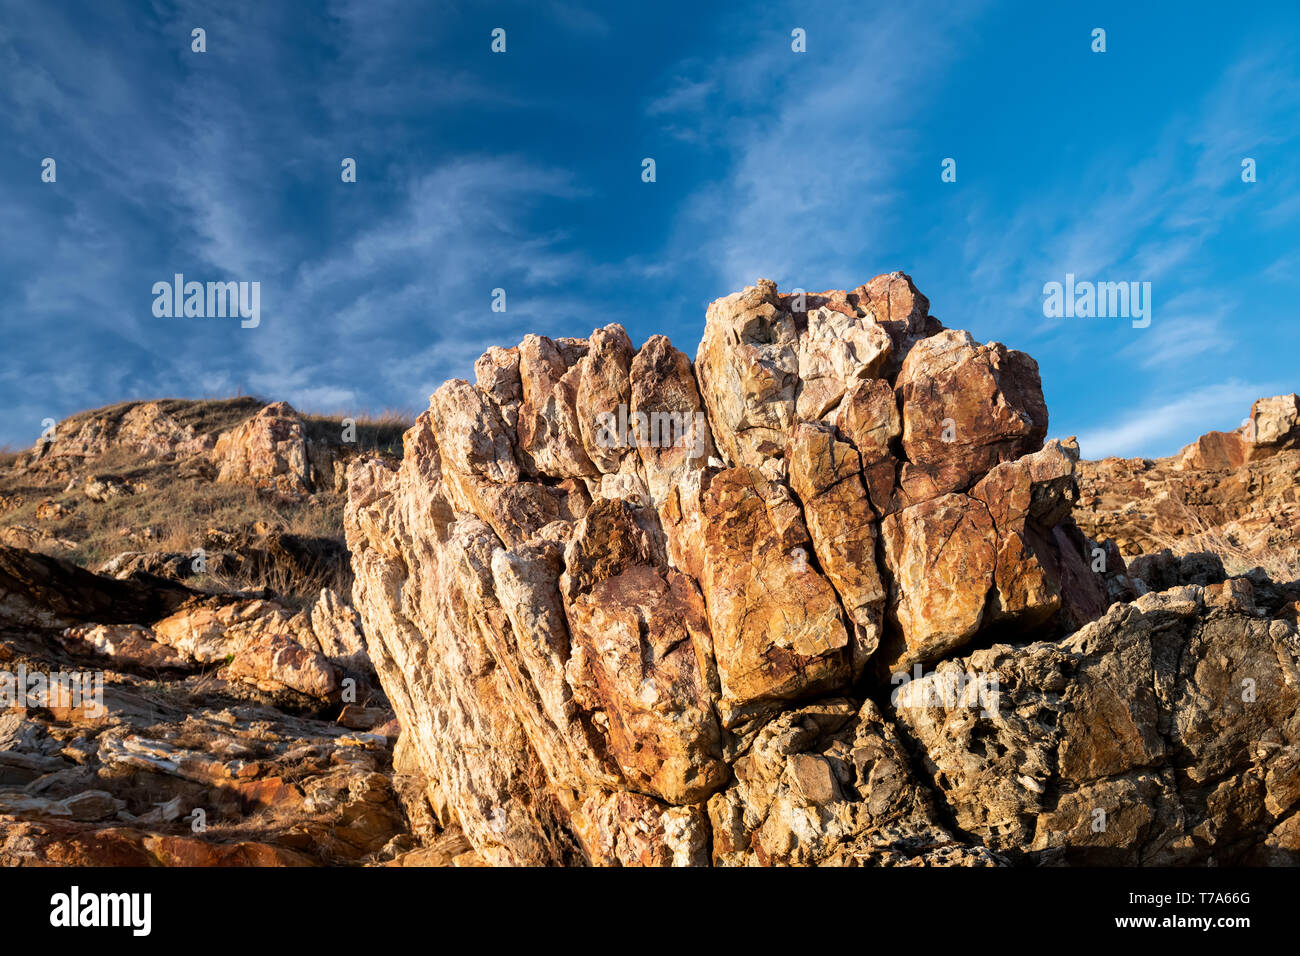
<box><xmin>345</xmin><ymin>274</ymin><xmax>1297</xmax><ymax>866</ymax></box>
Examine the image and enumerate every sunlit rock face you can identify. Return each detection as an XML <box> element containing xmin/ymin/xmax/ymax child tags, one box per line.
<box><xmin>346</xmin><ymin>273</ymin><xmax>1296</xmax><ymax>866</ymax></box>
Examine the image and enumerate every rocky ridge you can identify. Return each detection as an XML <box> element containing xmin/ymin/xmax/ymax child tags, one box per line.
<box><xmin>343</xmin><ymin>272</ymin><xmax>1299</xmax><ymax>866</ymax></box>
<box><xmin>2</xmin><ymin>273</ymin><xmax>1297</xmax><ymax>867</ymax></box>
<box><xmin>0</xmin><ymin>544</ymin><xmax>409</xmax><ymax>865</ymax></box>
<box><xmin>1076</xmin><ymin>393</ymin><xmax>1300</xmax><ymax>585</ymax></box>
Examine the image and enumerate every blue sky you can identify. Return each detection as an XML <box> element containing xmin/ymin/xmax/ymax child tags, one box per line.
<box><xmin>2</xmin><ymin>0</ymin><xmax>1298</xmax><ymax>458</ymax></box>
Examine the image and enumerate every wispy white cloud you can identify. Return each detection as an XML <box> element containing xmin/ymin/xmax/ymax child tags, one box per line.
<box><xmin>646</xmin><ymin>76</ymin><xmax>715</xmax><ymax>116</ymax></box>
<box><xmin>1073</xmin><ymin>380</ymin><xmax>1283</xmax><ymax>459</ymax></box>
<box><xmin>952</xmin><ymin>47</ymin><xmax>1300</xmax><ymax>351</ymax></box>
<box><xmin>657</xmin><ymin>2</ymin><xmax>983</xmax><ymax>291</ymax></box>
<box><xmin>1118</xmin><ymin>291</ymin><xmax>1230</xmax><ymax>370</ymax></box>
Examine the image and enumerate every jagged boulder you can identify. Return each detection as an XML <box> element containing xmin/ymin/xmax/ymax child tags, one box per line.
<box><xmin>344</xmin><ymin>273</ymin><xmax>1152</xmax><ymax>866</ymax></box>
<box><xmin>212</xmin><ymin>402</ymin><xmax>315</xmax><ymax>495</ymax></box>
<box><xmin>892</xmin><ymin>329</ymin><xmax>1048</xmax><ymax>509</ymax></box>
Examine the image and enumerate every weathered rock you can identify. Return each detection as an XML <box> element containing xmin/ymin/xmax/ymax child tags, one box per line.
<box><xmin>21</xmin><ymin>400</ymin><xmax>220</xmax><ymax>469</ymax></box>
<box><xmin>879</xmin><ymin>492</ymin><xmax>997</xmax><ymax>673</ymax></box>
<box><xmin>340</xmin><ymin>273</ymin><xmax>1198</xmax><ymax>867</ymax></box>
<box><xmin>700</xmin><ymin>466</ymin><xmax>856</xmax><ymax>727</ymax></box>
<box><xmin>516</xmin><ymin>335</ymin><xmax>597</xmax><ymax>479</ymax></box>
<box><xmin>4</xmin><ymin>271</ymin><xmax>1291</xmax><ymax>868</ymax></box>
<box><xmin>0</xmin><ymin>623</ymin><xmax>405</xmax><ymax>868</ymax></box>
<box><xmin>969</xmin><ymin>440</ymin><xmax>1077</xmax><ymax>629</ymax></box>
<box><xmin>566</xmin><ymin>565</ymin><xmax>726</xmax><ymax>804</ymax></box>
<box><xmin>894</xmin><ymin>329</ymin><xmax>1048</xmax><ymax>504</ymax></box>
<box><xmin>0</xmin><ymin>545</ymin><xmax>195</xmax><ymax>630</ymax></box>
<box><xmin>224</xmin><ymin>628</ymin><xmax>340</xmax><ymax>698</ymax></box>
<box><xmin>310</xmin><ymin>587</ymin><xmax>372</xmax><ymax>673</ymax></box>
<box><xmin>1246</xmin><ymin>393</ymin><xmax>1300</xmax><ymax>458</ymax></box>
<box><xmin>894</xmin><ymin>586</ymin><xmax>1300</xmax><ymax>864</ymax></box>
<box><xmin>629</xmin><ymin>334</ymin><xmax>715</xmax><ymax>510</ymax></box>
<box><xmin>576</xmin><ymin>324</ymin><xmax>636</xmax><ymax>474</ymax></box>
<box><xmin>474</xmin><ymin>346</ymin><xmax>523</xmax><ymax>429</ymax></box>
<box><xmin>59</xmin><ymin>623</ymin><xmax>191</xmax><ymax>670</ymax></box>
<box><xmin>0</xmin><ymin>525</ymin><xmax>78</xmax><ymax>556</ymax></box>
<box><xmin>213</xmin><ymin>402</ymin><xmax>314</xmax><ymax>495</ymax></box>
<box><xmin>34</xmin><ymin>498</ymin><xmax>70</xmax><ymax>521</ymax></box>
<box><xmin>347</xmin><ymin>455</ymin><xmax>587</xmax><ymax>866</ymax></box>
<box><xmin>849</xmin><ymin>271</ymin><xmax>942</xmax><ymax>376</ymax></box>
<box><xmin>835</xmin><ymin>377</ymin><xmax>901</xmax><ymax>514</ymax></box>
<box><xmin>152</xmin><ymin>599</ymin><xmax>288</xmax><ymax>663</ymax></box>
<box><xmin>84</xmin><ymin>474</ymin><xmax>134</xmax><ymax>502</ymax></box>
<box><xmin>794</xmin><ymin>306</ymin><xmax>892</xmax><ymax>420</ymax></box>
<box><xmin>96</xmin><ymin>551</ymin><xmax>194</xmax><ymax>580</ymax></box>
<box><xmin>707</xmin><ymin>698</ymin><xmax>1000</xmax><ymax>866</ymax></box>
<box><xmin>785</xmin><ymin>272</ymin><xmax>942</xmax><ymax>378</ymax></box>
<box><xmin>695</xmin><ymin>279</ymin><xmax>799</xmax><ymax>467</ymax></box>
<box><xmin>572</xmin><ymin>790</ymin><xmax>711</xmax><ymax>867</ymax></box>
<box><xmin>786</xmin><ymin>423</ymin><xmax>885</xmax><ymax>655</ymax></box>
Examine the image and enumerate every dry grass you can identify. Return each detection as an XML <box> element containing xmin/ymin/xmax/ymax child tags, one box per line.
<box><xmin>0</xmin><ymin>396</ymin><xmax>408</xmax><ymax>605</ymax></box>
<box><xmin>1</xmin><ymin>452</ymin><xmax>350</xmax><ymax>604</ymax></box>
<box><xmin>190</xmin><ymin>551</ymin><xmax>347</xmax><ymax>610</ymax></box>
<box><xmin>1147</xmin><ymin>501</ymin><xmax>1300</xmax><ymax>584</ymax></box>
<box><xmin>301</xmin><ymin>408</ymin><xmax>414</xmax><ymax>457</ymax></box>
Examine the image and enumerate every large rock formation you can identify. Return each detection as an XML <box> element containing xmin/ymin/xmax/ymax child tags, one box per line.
<box><xmin>345</xmin><ymin>273</ymin><xmax>1243</xmax><ymax>867</ymax></box>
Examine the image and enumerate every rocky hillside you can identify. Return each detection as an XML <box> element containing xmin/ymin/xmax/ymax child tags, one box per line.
<box><xmin>1075</xmin><ymin>394</ymin><xmax>1300</xmax><ymax>585</ymax></box>
<box><xmin>344</xmin><ymin>273</ymin><xmax>1300</xmax><ymax>866</ymax></box>
<box><xmin>0</xmin><ymin>397</ymin><xmax>406</xmax><ymax>604</ymax></box>
<box><xmin>0</xmin><ymin>398</ymin><xmax>428</xmax><ymax>865</ymax></box>
<box><xmin>2</xmin><ymin>273</ymin><xmax>1297</xmax><ymax>867</ymax></box>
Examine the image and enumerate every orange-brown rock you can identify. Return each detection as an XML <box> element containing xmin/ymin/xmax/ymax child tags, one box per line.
<box><xmin>695</xmin><ymin>279</ymin><xmax>798</xmax><ymax>467</ymax></box>
<box><xmin>629</xmin><ymin>334</ymin><xmax>715</xmax><ymax>509</ymax></box>
<box><xmin>1075</xmin><ymin>393</ymin><xmax>1300</xmax><ymax>583</ymax></box>
<box><xmin>576</xmin><ymin>324</ymin><xmax>636</xmax><ymax>474</ymax></box>
<box><xmin>212</xmin><ymin>401</ymin><xmax>314</xmax><ymax>495</ymax></box>
<box><xmin>340</xmin><ymin>274</ymin><xmax>1184</xmax><ymax>866</ymax></box>
<box><xmin>835</xmin><ymin>377</ymin><xmax>901</xmax><ymax>514</ymax></box>
<box><xmin>516</xmin><ymin>334</ymin><xmax>597</xmax><ymax>479</ymax></box>
<box><xmin>566</xmin><ymin>566</ymin><xmax>725</xmax><ymax>804</ymax></box>
<box><xmin>879</xmin><ymin>492</ymin><xmax>997</xmax><ymax>673</ymax></box>
<box><xmin>969</xmin><ymin>440</ymin><xmax>1077</xmax><ymax>629</ymax></box>
<box><xmin>894</xmin><ymin>329</ymin><xmax>1048</xmax><ymax>503</ymax></box>
<box><xmin>700</xmin><ymin>466</ymin><xmax>856</xmax><ymax>727</ymax></box>
<box><xmin>786</xmin><ymin>423</ymin><xmax>885</xmax><ymax>653</ymax></box>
